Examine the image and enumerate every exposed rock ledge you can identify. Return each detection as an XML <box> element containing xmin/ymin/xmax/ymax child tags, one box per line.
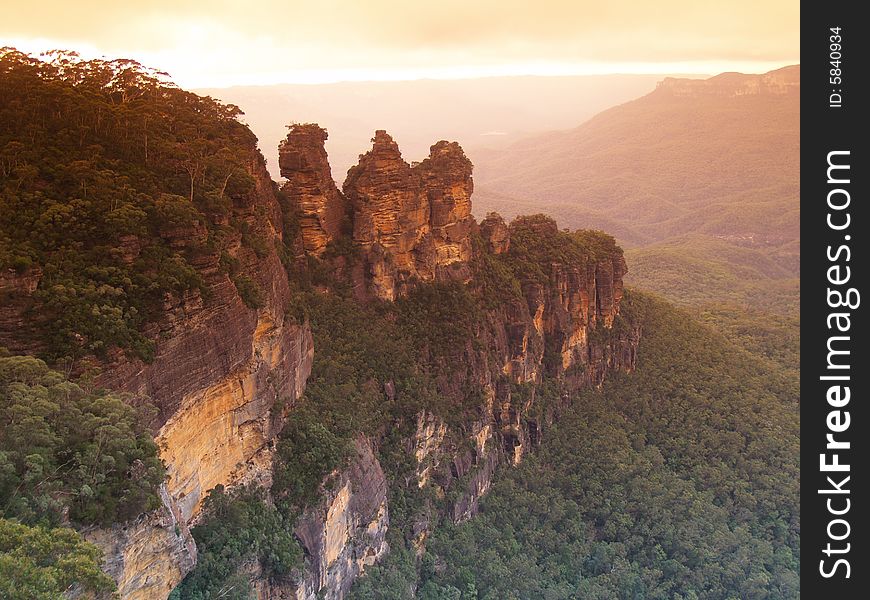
<box><xmin>81</xmin><ymin>485</ymin><xmax>196</xmax><ymax>600</ymax></box>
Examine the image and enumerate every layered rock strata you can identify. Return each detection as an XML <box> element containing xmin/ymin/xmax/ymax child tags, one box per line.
<box><xmin>88</xmin><ymin>152</ymin><xmax>314</xmax><ymax>594</ymax></box>
<box><xmin>81</xmin><ymin>485</ymin><xmax>196</xmax><ymax>600</ymax></box>
<box><xmin>291</xmin><ymin>437</ymin><xmax>389</xmax><ymax>600</ymax></box>
<box><xmin>343</xmin><ymin>131</ymin><xmax>475</xmax><ymax>300</ymax></box>
<box><xmin>279</xmin><ymin>124</ymin><xmax>349</xmax><ymax>256</ymax></box>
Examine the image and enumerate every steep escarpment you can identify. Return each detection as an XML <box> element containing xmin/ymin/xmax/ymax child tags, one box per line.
<box><xmin>655</xmin><ymin>64</ymin><xmax>800</xmax><ymax>97</ymax></box>
<box><xmin>91</xmin><ymin>153</ymin><xmax>315</xmax><ymax>589</ymax></box>
<box><xmin>80</xmin><ymin>485</ymin><xmax>197</xmax><ymax>600</ymax></box>
<box><xmin>261</xmin><ymin>130</ymin><xmax>639</xmax><ymax>600</ymax></box>
<box><xmin>471</xmin><ymin>66</ymin><xmax>800</xmax><ymax>251</ymax></box>
<box><xmin>291</xmin><ymin>437</ymin><xmax>389</xmax><ymax>600</ymax></box>
<box><xmin>0</xmin><ymin>50</ymin><xmax>315</xmax><ymax>599</ymax></box>
<box><xmin>1</xmin><ymin>46</ymin><xmax>638</xmax><ymax>600</ymax></box>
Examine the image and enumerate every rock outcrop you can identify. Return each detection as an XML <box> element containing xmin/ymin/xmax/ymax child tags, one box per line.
<box><xmin>283</xmin><ymin>437</ymin><xmax>389</xmax><ymax>600</ymax></box>
<box><xmin>0</xmin><ymin>266</ymin><xmax>42</xmax><ymax>356</ymax></box>
<box><xmin>272</xmin><ymin>132</ymin><xmax>638</xmax><ymax>600</ymax></box>
<box><xmin>343</xmin><ymin>131</ymin><xmax>474</xmax><ymax>300</ymax></box>
<box><xmin>85</xmin><ymin>152</ymin><xmax>315</xmax><ymax>595</ymax></box>
<box><xmin>279</xmin><ymin>124</ymin><xmax>349</xmax><ymax>256</ymax></box>
<box><xmin>4</xmin><ymin>116</ymin><xmax>638</xmax><ymax>600</ymax></box>
<box><xmin>81</xmin><ymin>485</ymin><xmax>196</xmax><ymax>600</ymax></box>
<box><xmin>479</xmin><ymin>212</ymin><xmax>510</xmax><ymax>254</ymax></box>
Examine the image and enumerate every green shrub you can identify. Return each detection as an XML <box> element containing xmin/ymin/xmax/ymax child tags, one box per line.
<box><xmin>0</xmin><ymin>518</ymin><xmax>116</xmax><ymax>599</ymax></box>
<box><xmin>0</xmin><ymin>353</ymin><xmax>165</xmax><ymax>527</ymax></box>
<box><xmin>170</xmin><ymin>485</ymin><xmax>302</xmax><ymax>600</ymax></box>
<box><xmin>232</xmin><ymin>275</ymin><xmax>265</xmax><ymax>309</ymax></box>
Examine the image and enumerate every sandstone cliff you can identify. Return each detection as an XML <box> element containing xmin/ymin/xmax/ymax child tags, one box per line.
<box><xmin>343</xmin><ymin>131</ymin><xmax>474</xmax><ymax>300</ymax></box>
<box><xmin>291</xmin><ymin>437</ymin><xmax>389</xmax><ymax>600</ymax></box>
<box><xmin>80</xmin><ymin>485</ymin><xmax>196</xmax><ymax>600</ymax></box>
<box><xmin>404</xmin><ymin>214</ymin><xmax>637</xmax><ymax>528</ymax></box>
<box><xmin>3</xmin><ymin>116</ymin><xmax>636</xmax><ymax>600</ymax></box>
<box><xmin>87</xmin><ymin>152</ymin><xmax>314</xmax><ymax>595</ymax></box>
<box><xmin>279</xmin><ymin>124</ymin><xmax>349</xmax><ymax>256</ymax></box>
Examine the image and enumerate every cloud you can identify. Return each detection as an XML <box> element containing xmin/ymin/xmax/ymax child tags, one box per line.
<box><xmin>1</xmin><ymin>0</ymin><xmax>799</xmax><ymax>86</ymax></box>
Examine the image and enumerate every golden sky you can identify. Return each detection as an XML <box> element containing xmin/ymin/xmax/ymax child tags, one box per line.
<box><xmin>1</xmin><ymin>1</ymin><xmax>799</xmax><ymax>87</ymax></box>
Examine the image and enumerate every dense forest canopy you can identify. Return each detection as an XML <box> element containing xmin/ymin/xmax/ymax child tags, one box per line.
<box><xmin>0</xmin><ymin>349</ymin><xmax>165</xmax><ymax>597</ymax></box>
<box><xmin>0</xmin><ymin>48</ymin><xmax>262</xmax><ymax>363</ymax></box>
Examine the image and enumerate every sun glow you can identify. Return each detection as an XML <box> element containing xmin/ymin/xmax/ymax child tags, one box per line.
<box><xmin>2</xmin><ymin>1</ymin><xmax>798</xmax><ymax>88</ymax></box>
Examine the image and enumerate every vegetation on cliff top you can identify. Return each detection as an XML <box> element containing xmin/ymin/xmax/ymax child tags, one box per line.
<box><xmin>504</xmin><ymin>214</ymin><xmax>622</xmax><ymax>287</ymax></box>
<box><xmin>0</xmin><ymin>48</ymin><xmax>263</xmax><ymax>363</ymax></box>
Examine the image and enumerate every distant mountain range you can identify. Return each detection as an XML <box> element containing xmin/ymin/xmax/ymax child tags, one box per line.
<box><xmin>471</xmin><ymin>65</ymin><xmax>800</xmax><ymax>263</ymax></box>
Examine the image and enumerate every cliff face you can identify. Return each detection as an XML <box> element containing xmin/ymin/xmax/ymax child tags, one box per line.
<box><xmin>405</xmin><ymin>215</ymin><xmax>636</xmax><ymax>527</ymax></box>
<box><xmin>291</xmin><ymin>437</ymin><xmax>389</xmax><ymax>600</ymax></box>
<box><xmin>84</xmin><ymin>154</ymin><xmax>314</xmax><ymax>595</ymax></box>
<box><xmin>343</xmin><ymin>131</ymin><xmax>474</xmax><ymax>300</ymax></box>
<box><xmin>5</xmin><ymin>115</ymin><xmax>635</xmax><ymax>600</ymax></box>
<box><xmin>267</xmin><ymin>132</ymin><xmax>638</xmax><ymax>600</ymax></box>
<box><xmin>0</xmin><ymin>267</ymin><xmax>42</xmax><ymax>356</ymax></box>
<box><xmin>81</xmin><ymin>485</ymin><xmax>196</xmax><ymax>600</ymax></box>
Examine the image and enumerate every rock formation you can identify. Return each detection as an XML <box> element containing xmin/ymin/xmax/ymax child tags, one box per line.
<box><xmin>86</xmin><ymin>152</ymin><xmax>314</xmax><ymax>594</ymax></box>
<box><xmin>1</xmin><ymin>117</ymin><xmax>638</xmax><ymax>600</ymax></box>
<box><xmin>266</xmin><ymin>130</ymin><xmax>638</xmax><ymax>600</ymax></box>
<box><xmin>291</xmin><ymin>437</ymin><xmax>389</xmax><ymax>600</ymax></box>
<box><xmin>343</xmin><ymin>131</ymin><xmax>474</xmax><ymax>300</ymax></box>
<box><xmin>80</xmin><ymin>485</ymin><xmax>196</xmax><ymax>600</ymax></box>
<box><xmin>0</xmin><ymin>266</ymin><xmax>42</xmax><ymax>356</ymax></box>
<box><xmin>479</xmin><ymin>212</ymin><xmax>510</xmax><ymax>254</ymax></box>
<box><xmin>279</xmin><ymin>124</ymin><xmax>349</xmax><ymax>256</ymax></box>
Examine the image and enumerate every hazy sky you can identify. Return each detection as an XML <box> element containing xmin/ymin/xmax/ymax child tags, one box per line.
<box><xmin>2</xmin><ymin>1</ymin><xmax>799</xmax><ymax>87</ymax></box>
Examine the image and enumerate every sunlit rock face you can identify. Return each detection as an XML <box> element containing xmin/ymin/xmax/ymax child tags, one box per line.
<box><xmin>290</xmin><ymin>437</ymin><xmax>389</xmax><ymax>600</ymax></box>
<box><xmin>279</xmin><ymin>124</ymin><xmax>349</xmax><ymax>257</ymax></box>
<box><xmin>82</xmin><ymin>152</ymin><xmax>315</xmax><ymax>598</ymax></box>
<box><xmin>343</xmin><ymin>131</ymin><xmax>474</xmax><ymax>300</ymax></box>
<box><xmin>81</xmin><ymin>485</ymin><xmax>196</xmax><ymax>600</ymax></box>
<box><xmin>81</xmin><ymin>122</ymin><xmax>635</xmax><ymax>600</ymax></box>
<box><xmin>156</xmin><ymin>314</ymin><xmax>313</xmax><ymax>523</ymax></box>
<box><xmin>479</xmin><ymin>212</ymin><xmax>510</xmax><ymax>255</ymax></box>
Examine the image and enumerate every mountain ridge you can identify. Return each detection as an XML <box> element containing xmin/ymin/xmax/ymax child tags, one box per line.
<box><xmin>471</xmin><ymin>64</ymin><xmax>800</xmax><ymax>261</ymax></box>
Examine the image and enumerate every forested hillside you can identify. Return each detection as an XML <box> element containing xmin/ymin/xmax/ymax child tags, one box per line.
<box><xmin>0</xmin><ymin>47</ymin><xmax>265</xmax><ymax>363</ymax></box>
<box><xmin>1</xmin><ymin>48</ymin><xmax>799</xmax><ymax>600</ymax></box>
<box><xmin>0</xmin><ymin>47</ymin><xmax>284</xmax><ymax>599</ymax></box>
<box><xmin>471</xmin><ymin>67</ymin><xmax>799</xmax><ymax>253</ymax></box>
<box><xmin>0</xmin><ymin>350</ymin><xmax>163</xmax><ymax>598</ymax></box>
<box><xmin>470</xmin><ymin>67</ymin><xmax>801</xmax><ymax>372</ymax></box>
<box><xmin>352</xmin><ymin>293</ymin><xmax>800</xmax><ymax>599</ymax></box>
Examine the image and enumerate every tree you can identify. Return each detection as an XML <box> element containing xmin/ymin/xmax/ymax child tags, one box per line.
<box><xmin>0</xmin><ymin>351</ymin><xmax>165</xmax><ymax>527</ymax></box>
<box><xmin>0</xmin><ymin>518</ymin><xmax>115</xmax><ymax>599</ymax></box>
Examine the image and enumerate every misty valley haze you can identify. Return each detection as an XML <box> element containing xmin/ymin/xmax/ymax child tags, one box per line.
<box><xmin>197</xmin><ymin>74</ymin><xmax>667</xmax><ymax>181</ymax></box>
